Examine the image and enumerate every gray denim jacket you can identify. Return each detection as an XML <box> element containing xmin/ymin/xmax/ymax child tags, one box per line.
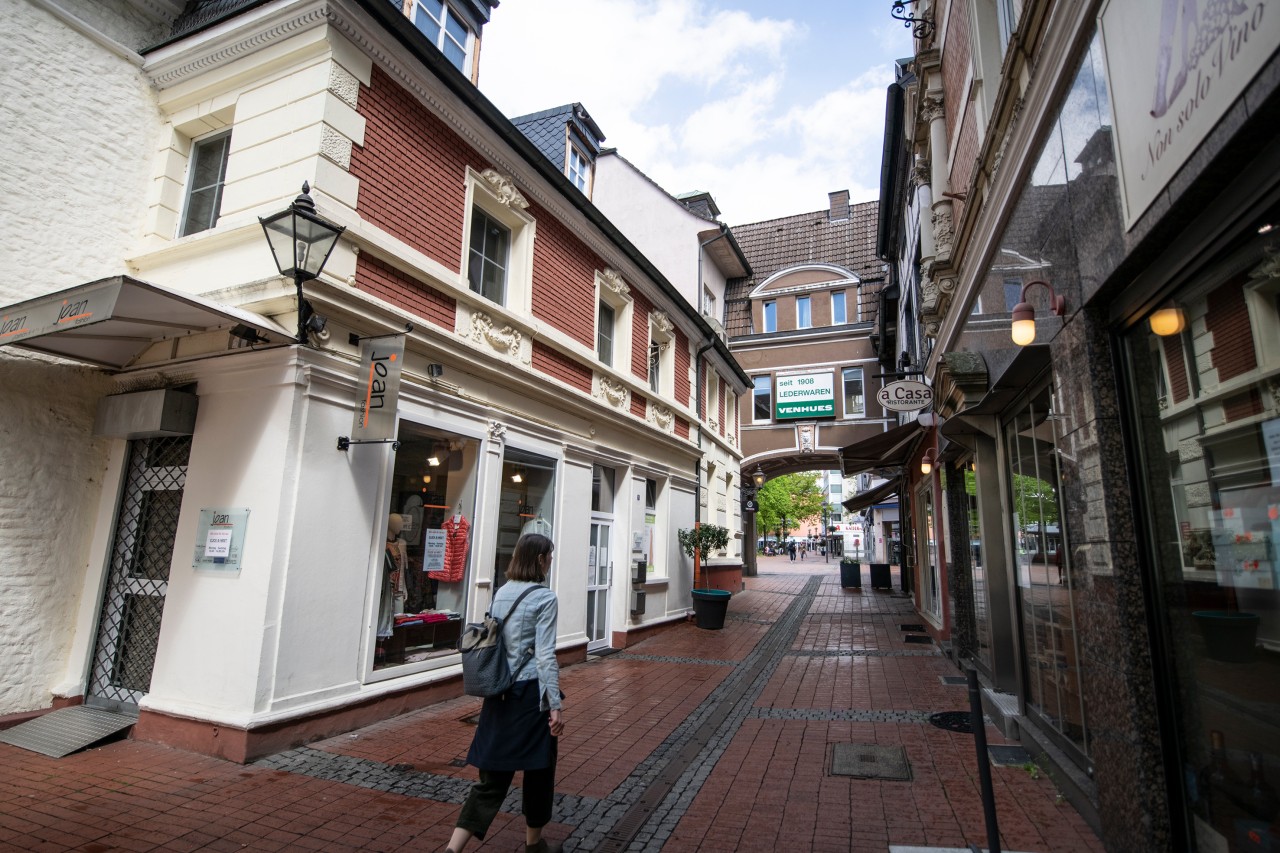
<box><xmin>491</xmin><ymin>580</ymin><xmax>561</xmax><ymax>711</ymax></box>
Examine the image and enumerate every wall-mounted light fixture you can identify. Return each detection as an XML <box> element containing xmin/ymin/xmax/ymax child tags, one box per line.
<box><xmin>920</xmin><ymin>447</ymin><xmax>937</xmax><ymax>476</ymax></box>
<box><xmin>1149</xmin><ymin>304</ymin><xmax>1187</xmax><ymax>336</ymax></box>
<box><xmin>259</xmin><ymin>182</ymin><xmax>345</xmax><ymax>346</ymax></box>
<box><xmin>890</xmin><ymin>0</ymin><xmax>935</xmax><ymax>38</ymax></box>
<box><xmin>752</xmin><ymin>466</ymin><xmax>767</xmax><ymax>488</ymax></box>
<box><xmin>1010</xmin><ymin>280</ymin><xmax>1066</xmax><ymax>346</ymax></box>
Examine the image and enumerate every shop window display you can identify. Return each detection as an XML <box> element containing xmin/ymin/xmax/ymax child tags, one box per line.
<box><xmin>1005</xmin><ymin>382</ymin><xmax>1089</xmax><ymax>757</ymax></box>
<box><xmin>494</xmin><ymin>448</ymin><xmax>557</xmax><ymax>590</ymax></box>
<box><xmin>1126</xmin><ymin>239</ymin><xmax>1280</xmax><ymax>852</ymax></box>
<box><xmin>375</xmin><ymin>422</ymin><xmax>480</xmax><ymax>670</ymax></box>
<box><xmin>963</xmin><ymin>464</ymin><xmax>993</xmax><ymax>671</ymax></box>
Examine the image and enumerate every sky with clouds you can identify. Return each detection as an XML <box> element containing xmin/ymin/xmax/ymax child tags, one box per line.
<box><xmin>477</xmin><ymin>0</ymin><xmax>914</xmax><ymax>226</ymax></box>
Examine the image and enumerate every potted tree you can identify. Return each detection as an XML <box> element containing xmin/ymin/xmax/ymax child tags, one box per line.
<box><xmin>679</xmin><ymin>524</ymin><xmax>731</xmax><ymax>629</ymax></box>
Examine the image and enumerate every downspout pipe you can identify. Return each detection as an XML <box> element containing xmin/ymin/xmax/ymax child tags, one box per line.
<box><xmin>694</xmin><ymin>224</ymin><xmax>731</xmax><ymax>588</ymax></box>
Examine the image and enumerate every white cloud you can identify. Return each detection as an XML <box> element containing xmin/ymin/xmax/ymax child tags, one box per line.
<box><xmin>478</xmin><ymin>0</ymin><xmax>896</xmax><ymax>223</ymax></box>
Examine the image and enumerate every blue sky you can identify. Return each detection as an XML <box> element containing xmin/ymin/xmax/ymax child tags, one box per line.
<box><xmin>478</xmin><ymin>0</ymin><xmax>914</xmax><ymax>225</ymax></box>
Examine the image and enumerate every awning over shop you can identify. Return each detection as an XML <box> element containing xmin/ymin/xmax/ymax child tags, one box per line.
<box><xmin>842</xmin><ymin>477</ymin><xmax>899</xmax><ymax>513</ymax></box>
<box><xmin>940</xmin><ymin>345</ymin><xmax>1051</xmax><ymax>448</ymax></box>
<box><xmin>840</xmin><ymin>421</ymin><xmax>923</xmax><ymax>476</ymax></box>
<box><xmin>0</xmin><ymin>275</ymin><xmax>294</xmax><ymax>370</ymax></box>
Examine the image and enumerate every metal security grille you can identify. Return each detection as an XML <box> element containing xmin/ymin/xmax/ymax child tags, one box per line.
<box><xmin>85</xmin><ymin>437</ymin><xmax>190</xmax><ymax>711</ymax></box>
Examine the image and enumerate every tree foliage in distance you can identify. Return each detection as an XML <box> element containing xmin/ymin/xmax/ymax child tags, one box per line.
<box><xmin>754</xmin><ymin>473</ymin><xmax>825</xmax><ymax>539</ymax></box>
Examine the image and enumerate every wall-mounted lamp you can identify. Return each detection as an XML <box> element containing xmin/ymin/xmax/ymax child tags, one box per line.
<box><xmin>259</xmin><ymin>182</ymin><xmax>345</xmax><ymax>346</ymax></box>
<box><xmin>1149</xmin><ymin>304</ymin><xmax>1187</xmax><ymax>336</ymax></box>
<box><xmin>752</xmin><ymin>466</ymin><xmax>767</xmax><ymax>488</ymax></box>
<box><xmin>890</xmin><ymin>0</ymin><xmax>935</xmax><ymax>38</ymax></box>
<box><xmin>427</xmin><ymin>363</ymin><xmax>444</xmax><ymax>378</ymax></box>
<box><xmin>920</xmin><ymin>447</ymin><xmax>937</xmax><ymax>476</ymax></box>
<box><xmin>1010</xmin><ymin>280</ymin><xmax>1066</xmax><ymax>346</ymax></box>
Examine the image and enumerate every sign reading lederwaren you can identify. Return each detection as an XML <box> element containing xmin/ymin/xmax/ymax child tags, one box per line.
<box><xmin>775</xmin><ymin>372</ymin><xmax>835</xmax><ymax>420</ymax></box>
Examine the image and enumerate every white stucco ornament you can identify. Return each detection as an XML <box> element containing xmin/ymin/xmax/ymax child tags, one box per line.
<box><xmin>469</xmin><ymin>311</ymin><xmax>522</xmax><ymax>357</ymax></box>
<box><xmin>479</xmin><ymin>169</ymin><xmax>528</xmax><ymax>210</ymax></box>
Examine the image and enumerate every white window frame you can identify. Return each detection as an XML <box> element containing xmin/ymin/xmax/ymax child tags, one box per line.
<box><xmin>797</xmin><ymin>295</ymin><xmax>812</xmax><ymax>329</ymax></box>
<box><xmin>567</xmin><ymin>144</ymin><xmax>591</xmax><ymax>194</ymax></box>
<box><xmin>648</xmin><ymin>313</ymin><xmax>675</xmax><ymax>397</ymax></box>
<box><xmin>463</xmin><ymin>168</ymin><xmax>535</xmax><ymax>313</ymax></box>
<box><xmin>597</xmin><ymin>300</ymin><xmax>615</xmax><ymax>367</ymax></box>
<box><xmin>179</xmin><ymin>129</ymin><xmax>232</xmax><ymax>237</ymax></box>
<box><xmin>703</xmin><ymin>286</ymin><xmax>717</xmax><ymax>320</ymax></box>
<box><xmin>412</xmin><ymin>0</ymin><xmax>473</xmax><ymax>74</ymax></box>
<box><xmin>843</xmin><ymin>367</ymin><xmax>865</xmax><ymax>418</ymax></box>
<box><xmin>596</xmin><ymin>269</ymin><xmax>634</xmax><ymax>372</ymax></box>
<box><xmin>753</xmin><ymin>375</ymin><xmax>772</xmax><ymax>423</ymax></box>
<box><xmin>762</xmin><ymin>300</ymin><xmax>777</xmax><ymax>333</ymax></box>
<box><xmin>831</xmin><ymin>290</ymin><xmax>847</xmax><ymax>325</ymax></box>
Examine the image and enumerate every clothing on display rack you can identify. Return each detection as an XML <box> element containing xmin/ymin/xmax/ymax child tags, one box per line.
<box><xmin>428</xmin><ymin>512</ymin><xmax>470</xmax><ymax>583</ymax></box>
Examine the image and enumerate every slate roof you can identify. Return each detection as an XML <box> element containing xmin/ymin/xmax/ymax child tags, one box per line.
<box><xmin>724</xmin><ymin>199</ymin><xmax>882</xmax><ymax>336</ymax></box>
<box><xmin>511</xmin><ymin>103</ymin><xmax>605</xmax><ymax>177</ymax></box>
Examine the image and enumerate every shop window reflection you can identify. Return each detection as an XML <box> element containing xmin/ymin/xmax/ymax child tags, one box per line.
<box><xmin>374</xmin><ymin>423</ymin><xmax>480</xmax><ymax>671</ymax></box>
<box><xmin>495</xmin><ymin>448</ymin><xmax>557</xmax><ymax>590</ymax></box>
<box><xmin>1005</xmin><ymin>383</ymin><xmax>1089</xmax><ymax>757</ymax></box>
<box><xmin>964</xmin><ymin>463</ymin><xmax>993</xmax><ymax>669</ymax></box>
<box><xmin>1128</xmin><ymin>256</ymin><xmax>1280</xmax><ymax>851</ymax></box>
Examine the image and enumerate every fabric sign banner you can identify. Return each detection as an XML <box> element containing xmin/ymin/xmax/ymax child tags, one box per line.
<box><xmin>351</xmin><ymin>335</ymin><xmax>405</xmax><ymax>441</ymax></box>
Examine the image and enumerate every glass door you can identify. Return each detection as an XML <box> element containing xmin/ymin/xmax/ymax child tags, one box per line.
<box><xmin>587</xmin><ymin>521</ymin><xmax>612</xmax><ymax>651</ymax></box>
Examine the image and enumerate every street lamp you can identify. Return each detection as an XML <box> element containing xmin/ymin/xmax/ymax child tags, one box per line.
<box><xmin>259</xmin><ymin>181</ymin><xmax>346</xmax><ymax>345</ymax></box>
<box><xmin>752</xmin><ymin>466</ymin><xmax>767</xmax><ymax>488</ymax></box>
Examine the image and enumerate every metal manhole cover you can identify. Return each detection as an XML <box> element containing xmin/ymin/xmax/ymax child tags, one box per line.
<box><xmin>903</xmin><ymin>634</ymin><xmax>933</xmax><ymax>644</ymax></box>
<box><xmin>928</xmin><ymin>711</ymin><xmax>973</xmax><ymax>733</ymax></box>
<box><xmin>988</xmin><ymin>745</ymin><xmax>1032</xmax><ymax>766</ymax></box>
<box><xmin>900</xmin><ymin>624</ymin><xmax>926</xmax><ymax>632</ymax></box>
<box><xmin>830</xmin><ymin>743</ymin><xmax>912</xmax><ymax>781</ymax></box>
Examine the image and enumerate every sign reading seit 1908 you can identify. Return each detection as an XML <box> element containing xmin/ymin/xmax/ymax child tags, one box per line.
<box><xmin>877</xmin><ymin>380</ymin><xmax>933</xmax><ymax>413</ymax></box>
<box><xmin>775</xmin><ymin>372</ymin><xmax>835</xmax><ymax>420</ymax></box>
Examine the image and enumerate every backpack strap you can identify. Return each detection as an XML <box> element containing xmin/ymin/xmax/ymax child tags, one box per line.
<box><xmin>498</xmin><ymin>585</ymin><xmax>541</xmax><ymax>677</ymax></box>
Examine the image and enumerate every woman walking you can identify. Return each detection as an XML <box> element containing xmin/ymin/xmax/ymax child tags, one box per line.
<box><xmin>446</xmin><ymin>533</ymin><xmax>564</xmax><ymax>853</ymax></box>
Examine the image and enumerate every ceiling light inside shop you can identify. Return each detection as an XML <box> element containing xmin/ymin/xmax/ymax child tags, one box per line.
<box><xmin>1149</xmin><ymin>305</ymin><xmax>1187</xmax><ymax>336</ymax></box>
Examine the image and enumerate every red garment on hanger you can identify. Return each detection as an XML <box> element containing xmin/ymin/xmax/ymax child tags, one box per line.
<box><xmin>428</xmin><ymin>514</ymin><xmax>469</xmax><ymax>583</ymax></box>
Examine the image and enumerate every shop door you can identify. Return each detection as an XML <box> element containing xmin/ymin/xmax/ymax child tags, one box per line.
<box><xmin>586</xmin><ymin>520</ymin><xmax>612</xmax><ymax>651</ymax></box>
<box><xmin>85</xmin><ymin>437</ymin><xmax>191</xmax><ymax>712</ymax></box>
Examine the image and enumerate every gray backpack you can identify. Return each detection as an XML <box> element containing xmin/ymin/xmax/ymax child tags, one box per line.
<box><xmin>458</xmin><ymin>586</ymin><xmax>537</xmax><ymax>698</ymax></box>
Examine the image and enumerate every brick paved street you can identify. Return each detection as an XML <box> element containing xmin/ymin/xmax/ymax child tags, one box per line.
<box><xmin>0</xmin><ymin>559</ymin><xmax>1105</xmax><ymax>852</ymax></box>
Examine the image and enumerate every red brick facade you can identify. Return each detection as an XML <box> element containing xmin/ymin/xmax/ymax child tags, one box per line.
<box><xmin>1206</xmin><ymin>276</ymin><xmax>1257</xmax><ymax>382</ymax></box>
<box><xmin>531</xmin><ymin>340</ymin><xmax>592</xmax><ymax>393</ymax></box>
<box><xmin>630</xmin><ymin>395</ymin><xmax>646</xmax><ymax>419</ymax></box>
<box><xmin>355</xmin><ymin>254</ymin><xmax>456</xmax><ymax>329</ymax></box>
<box><xmin>529</xmin><ymin>202</ymin><xmax>604</xmax><ymax>349</ymax></box>
<box><xmin>350</xmin><ymin>66</ymin><xmax>478</xmax><ymax>270</ymax></box>
<box><xmin>675</xmin><ymin>417</ymin><xmax>689</xmax><ymax>440</ymax></box>
<box><xmin>1162</xmin><ymin>335</ymin><xmax>1191</xmax><ymax>404</ymax></box>
<box><xmin>632</xmin><ymin>291</ymin><xmax>654</xmax><ymax>382</ymax></box>
<box><xmin>674</xmin><ymin>327</ymin><xmax>690</xmax><ymax>406</ymax></box>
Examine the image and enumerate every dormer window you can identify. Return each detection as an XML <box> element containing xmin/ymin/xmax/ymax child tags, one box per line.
<box><xmin>568</xmin><ymin>145</ymin><xmax>590</xmax><ymax>193</ymax></box>
<box><xmin>413</xmin><ymin>0</ymin><xmax>471</xmax><ymax>73</ymax></box>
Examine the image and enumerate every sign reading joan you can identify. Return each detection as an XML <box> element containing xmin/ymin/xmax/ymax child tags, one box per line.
<box><xmin>350</xmin><ymin>335</ymin><xmax>406</xmax><ymax>441</ymax></box>
<box><xmin>775</xmin><ymin>372</ymin><xmax>835</xmax><ymax>420</ymax></box>
<box><xmin>192</xmin><ymin>508</ymin><xmax>250</xmax><ymax>572</ymax></box>
<box><xmin>877</xmin><ymin>380</ymin><xmax>933</xmax><ymax>412</ymax></box>
<box><xmin>1100</xmin><ymin>0</ymin><xmax>1280</xmax><ymax>229</ymax></box>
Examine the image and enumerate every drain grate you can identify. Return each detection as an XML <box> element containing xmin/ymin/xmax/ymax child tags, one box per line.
<box><xmin>928</xmin><ymin>711</ymin><xmax>974</xmax><ymax>733</ymax></box>
<box><xmin>0</xmin><ymin>706</ymin><xmax>137</xmax><ymax>758</ymax></box>
<box><xmin>988</xmin><ymin>745</ymin><xmax>1033</xmax><ymax>766</ymax></box>
<box><xmin>939</xmin><ymin>675</ymin><xmax>967</xmax><ymax>686</ymax></box>
<box><xmin>900</xmin><ymin>624</ymin><xmax>926</xmax><ymax>632</ymax></box>
<box><xmin>830</xmin><ymin>743</ymin><xmax>911</xmax><ymax>781</ymax></box>
<box><xmin>903</xmin><ymin>634</ymin><xmax>933</xmax><ymax>644</ymax></box>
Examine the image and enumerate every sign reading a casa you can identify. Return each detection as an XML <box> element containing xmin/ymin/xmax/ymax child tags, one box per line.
<box><xmin>877</xmin><ymin>379</ymin><xmax>933</xmax><ymax>413</ymax></box>
<box><xmin>775</xmin><ymin>371</ymin><xmax>835</xmax><ymax>420</ymax></box>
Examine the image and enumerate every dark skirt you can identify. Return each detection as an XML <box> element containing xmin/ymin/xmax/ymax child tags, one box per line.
<box><xmin>466</xmin><ymin>679</ymin><xmax>553</xmax><ymax>771</ymax></box>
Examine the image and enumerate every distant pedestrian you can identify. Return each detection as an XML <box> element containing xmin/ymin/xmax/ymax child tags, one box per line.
<box><xmin>445</xmin><ymin>534</ymin><xmax>564</xmax><ymax>853</ymax></box>
<box><xmin>788</xmin><ymin>541</ymin><xmax>797</xmax><ymax>561</ymax></box>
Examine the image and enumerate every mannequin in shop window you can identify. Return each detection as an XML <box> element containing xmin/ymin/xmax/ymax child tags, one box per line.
<box><xmin>378</xmin><ymin>513</ymin><xmax>407</xmax><ymax>641</ymax></box>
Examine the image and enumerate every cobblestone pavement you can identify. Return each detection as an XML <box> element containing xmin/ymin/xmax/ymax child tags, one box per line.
<box><xmin>0</xmin><ymin>560</ymin><xmax>1105</xmax><ymax>852</ymax></box>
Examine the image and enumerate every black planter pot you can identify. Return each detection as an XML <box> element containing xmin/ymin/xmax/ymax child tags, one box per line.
<box><xmin>839</xmin><ymin>560</ymin><xmax>861</xmax><ymax>588</ymax></box>
<box><xmin>691</xmin><ymin>589</ymin><xmax>731</xmax><ymax>629</ymax></box>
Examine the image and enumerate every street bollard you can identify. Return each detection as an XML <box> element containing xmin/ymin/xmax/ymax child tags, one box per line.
<box><xmin>967</xmin><ymin>667</ymin><xmax>1001</xmax><ymax>853</ymax></box>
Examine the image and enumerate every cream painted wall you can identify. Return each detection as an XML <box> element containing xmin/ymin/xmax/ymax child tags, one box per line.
<box><xmin>0</xmin><ymin>2</ymin><xmax>164</xmax><ymax>715</ymax></box>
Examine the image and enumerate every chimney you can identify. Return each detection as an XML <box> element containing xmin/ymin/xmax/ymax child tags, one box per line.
<box><xmin>829</xmin><ymin>190</ymin><xmax>850</xmax><ymax>221</ymax></box>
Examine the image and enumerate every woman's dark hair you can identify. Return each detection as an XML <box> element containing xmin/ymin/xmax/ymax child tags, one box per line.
<box><xmin>507</xmin><ymin>533</ymin><xmax>554</xmax><ymax>582</ymax></box>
